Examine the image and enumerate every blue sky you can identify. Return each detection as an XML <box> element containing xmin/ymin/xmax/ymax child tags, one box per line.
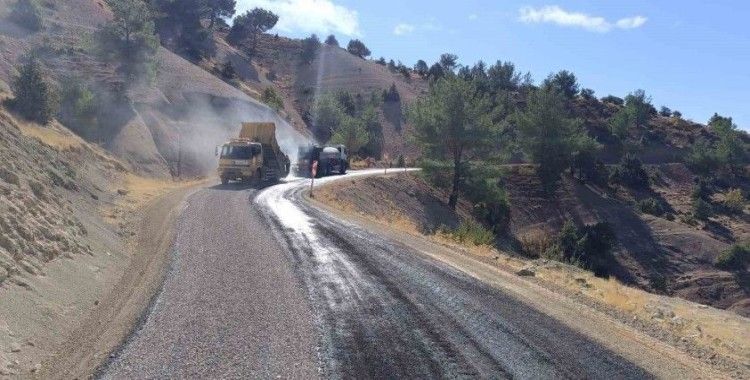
<box><xmin>236</xmin><ymin>0</ymin><xmax>749</xmax><ymax>129</ymax></box>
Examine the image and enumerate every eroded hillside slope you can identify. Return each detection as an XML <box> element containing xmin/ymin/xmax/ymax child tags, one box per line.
<box><xmin>0</xmin><ymin>100</ymin><xmax>123</xmax><ymax>375</ymax></box>
<box><xmin>0</xmin><ymin>0</ymin><xmax>307</xmax><ymax>178</ymax></box>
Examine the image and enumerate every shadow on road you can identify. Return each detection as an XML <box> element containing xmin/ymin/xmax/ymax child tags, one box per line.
<box><xmin>209</xmin><ymin>181</ymin><xmax>277</xmax><ymax>191</ymax></box>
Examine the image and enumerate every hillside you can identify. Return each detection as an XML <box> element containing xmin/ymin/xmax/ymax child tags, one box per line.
<box><xmin>0</xmin><ymin>86</ymin><xmax>184</xmax><ymax>375</ymax></box>
<box><xmin>227</xmin><ymin>33</ymin><xmax>428</xmax><ymax>160</ymax></box>
<box><xmin>315</xmin><ymin>173</ymin><xmax>750</xmax><ymax>374</ymax></box>
<box><xmin>503</xmin><ymin>164</ymin><xmax>750</xmax><ymax>316</ymax></box>
<box><xmin>0</xmin><ymin>0</ymin><xmax>308</xmax><ymax>178</ymax></box>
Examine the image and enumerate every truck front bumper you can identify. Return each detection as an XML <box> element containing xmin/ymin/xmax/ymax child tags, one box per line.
<box><xmin>218</xmin><ymin>167</ymin><xmax>254</xmax><ymax>179</ymax></box>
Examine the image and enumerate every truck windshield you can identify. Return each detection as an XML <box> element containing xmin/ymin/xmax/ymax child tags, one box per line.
<box><xmin>221</xmin><ymin>145</ymin><xmax>257</xmax><ymax>159</ymax></box>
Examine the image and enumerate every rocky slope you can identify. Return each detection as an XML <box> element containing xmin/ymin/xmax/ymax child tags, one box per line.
<box><xmin>0</xmin><ymin>96</ymin><xmax>129</xmax><ymax>375</ymax></box>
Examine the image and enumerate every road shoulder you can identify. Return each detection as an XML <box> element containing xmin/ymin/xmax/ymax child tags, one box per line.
<box><xmin>37</xmin><ymin>184</ymin><xmax>202</xmax><ymax>379</ymax></box>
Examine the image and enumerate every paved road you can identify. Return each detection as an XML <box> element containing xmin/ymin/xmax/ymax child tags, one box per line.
<box><xmin>103</xmin><ymin>171</ymin><xmax>651</xmax><ymax>379</ymax></box>
<box><xmin>101</xmin><ymin>182</ymin><xmax>320</xmax><ymax>379</ymax></box>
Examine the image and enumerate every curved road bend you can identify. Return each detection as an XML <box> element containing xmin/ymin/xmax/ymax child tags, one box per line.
<box><xmin>105</xmin><ymin>170</ymin><xmax>664</xmax><ymax>379</ymax></box>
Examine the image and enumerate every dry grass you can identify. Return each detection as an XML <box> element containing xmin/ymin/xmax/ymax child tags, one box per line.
<box><xmin>98</xmin><ymin>175</ymin><xmax>204</xmax><ymax>226</ymax></box>
<box><xmin>117</xmin><ymin>174</ymin><xmax>204</xmax><ymax>210</ymax></box>
<box><xmin>16</xmin><ymin>121</ymin><xmax>83</xmax><ymax>151</ymax></box>
<box><xmin>518</xmin><ymin>228</ymin><xmax>556</xmax><ymax>258</ymax></box>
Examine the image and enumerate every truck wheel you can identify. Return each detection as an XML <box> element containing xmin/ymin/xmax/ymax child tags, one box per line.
<box><xmin>339</xmin><ymin>161</ymin><xmax>347</xmax><ymax>175</ymax></box>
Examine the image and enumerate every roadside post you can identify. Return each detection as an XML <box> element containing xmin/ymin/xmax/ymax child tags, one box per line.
<box><xmin>384</xmin><ymin>153</ymin><xmax>389</xmax><ymax>175</ymax></box>
<box><xmin>310</xmin><ymin>160</ymin><xmax>318</xmax><ymax>197</ymax></box>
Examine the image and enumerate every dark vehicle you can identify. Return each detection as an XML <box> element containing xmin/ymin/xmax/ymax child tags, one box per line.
<box><xmin>297</xmin><ymin>145</ymin><xmax>323</xmax><ymax>177</ymax></box>
<box><xmin>297</xmin><ymin>144</ymin><xmax>348</xmax><ymax>177</ymax></box>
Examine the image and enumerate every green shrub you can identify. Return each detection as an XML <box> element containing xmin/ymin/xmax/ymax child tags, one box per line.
<box><xmin>724</xmin><ymin>189</ymin><xmax>745</xmax><ymax>214</ymax></box>
<box><xmin>58</xmin><ymin>78</ymin><xmax>99</xmax><ymax>138</ymax></box>
<box><xmin>261</xmin><ymin>87</ymin><xmax>284</xmax><ymax>111</ymax></box>
<box><xmin>544</xmin><ymin>220</ymin><xmax>579</xmax><ymax>261</ymax></box>
<box><xmin>220</xmin><ymin>61</ymin><xmax>237</xmax><ymax>81</ymax></box>
<box><xmin>691</xmin><ymin>177</ymin><xmax>714</xmax><ymax>200</ymax></box>
<box><xmin>10</xmin><ymin>0</ymin><xmax>44</xmax><ymax>31</ymax></box>
<box><xmin>692</xmin><ymin>198</ymin><xmax>713</xmax><ymax>220</ymax></box>
<box><xmin>715</xmin><ymin>243</ymin><xmax>750</xmax><ymax>271</ymax></box>
<box><xmin>601</xmin><ymin>95</ymin><xmax>624</xmax><ymax>106</ymax></box>
<box><xmin>679</xmin><ymin>213</ymin><xmax>698</xmax><ymax>226</ymax></box>
<box><xmin>7</xmin><ymin>57</ymin><xmax>58</xmax><ymax>124</ymax></box>
<box><xmin>687</xmin><ymin>139</ymin><xmax>720</xmax><ymax>176</ymax></box>
<box><xmin>649</xmin><ymin>275</ymin><xmax>668</xmax><ymax>292</ymax></box>
<box><xmin>637</xmin><ymin>198</ymin><xmax>665</xmax><ymax>216</ymax></box>
<box><xmin>546</xmin><ymin>220</ymin><xmax>617</xmax><ymax>277</ymax></box>
<box><xmin>609</xmin><ymin>154</ymin><xmax>649</xmax><ymax>189</ymax></box>
<box><xmin>451</xmin><ymin>221</ymin><xmax>495</xmax><ymax>246</ymax></box>
<box><xmin>464</xmin><ymin>166</ymin><xmax>511</xmax><ymax>234</ymax></box>
<box><xmin>28</xmin><ymin>179</ymin><xmax>46</xmax><ymax>199</ymax></box>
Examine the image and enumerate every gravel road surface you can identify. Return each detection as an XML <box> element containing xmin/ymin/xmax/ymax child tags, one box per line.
<box><xmin>103</xmin><ymin>170</ymin><xmax>655</xmax><ymax>379</ymax></box>
<box><xmin>101</xmin><ymin>183</ymin><xmax>320</xmax><ymax>379</ymax></box>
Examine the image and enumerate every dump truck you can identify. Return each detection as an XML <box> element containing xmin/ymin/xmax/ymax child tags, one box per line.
<box><xmin>217</xmin><ymin>122</ymin><xmax>290</xmax><ymax>185</ymax></box>
<box><xmin>297</xmin><ymin>144</ymin><xmax>348</xmax><ymax>177</ymax></box>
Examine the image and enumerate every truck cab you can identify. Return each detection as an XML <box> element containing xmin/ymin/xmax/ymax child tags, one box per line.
<box><xmin>217</xmin><ymin>122</ymin><xmax>291</xmax><ymax>185</ymax></box>
<box><xmin>218</xmin><ymin>139</ymin><xmax>263</xmax><ymax>184</ymax></box>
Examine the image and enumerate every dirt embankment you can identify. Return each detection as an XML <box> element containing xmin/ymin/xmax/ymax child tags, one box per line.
<box><xmin>315</xmin><ymin>173</ymin><xmax>750</xmax><ymax>376</ymax></box>
<box><xmin>316</xmin><ymin>173</ymin><xmax>472</xmax><ymax>233</ymax></box>
<box><xmin>0</xmin><ymin>104</ymin><xmax>198</xmax><ymax>377</ymax></box>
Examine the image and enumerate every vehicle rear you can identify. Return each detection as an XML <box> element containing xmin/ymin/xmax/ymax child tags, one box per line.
<box><xmin>319</xmin><ymin>146</ymin><xmax>348</xmax><ymax>176</ymax></box>
<box><xmin>297</xmin><ymin>145</ymin><xmax>322</xmax><ymax>177</ymax></box>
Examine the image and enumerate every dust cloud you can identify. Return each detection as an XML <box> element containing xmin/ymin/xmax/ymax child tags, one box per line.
<box><xmin>155</xmin><ymin>94</ymin><xmax>313</xmax><ymax>177</ymax></box>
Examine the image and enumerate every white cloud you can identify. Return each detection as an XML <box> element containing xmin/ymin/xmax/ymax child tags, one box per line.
<box><xmin>236</xmin><ymin>0</ymin><xmax>360</xmax><ymax>37</ymax></box>
<box><xmin>518</xmin><ymin>5</ymin><xmax>647</xmax><ymax>33</ymax></box>
<box><xmin>393</xmin><ymin>23</ymin><xmax>416</xmax><ymax>35</ymax></box>
<box><xmin>616</xmin><ymin>16</ymin><xmax>648</xmax><ymax>29</ymax></box>
<box><xmin>468</xmin><ymin>14</ymin><xmax>478</xmax><ymax>21</ymax></box>
<box><xmin>392</xmin><ymin>20</ymin><xmax>442</xmax><ymax>36</ymax></box>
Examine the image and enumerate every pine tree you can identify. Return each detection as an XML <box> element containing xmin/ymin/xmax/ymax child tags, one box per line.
<box><xmin>325</xmin><ymin>34</ymin><xmax>339</xmax><ymax>46</ymax></box>
<box><xmin>408</xmin><ymin>76</ymin><xmax>495</xmax><ymax>209</ymax></box>
<box><xmin>8</xmin><ymin>58</ymin><xmax>58</xmax><ymax>124</ymax></box>
<box><xmin>517</xmin><ymin>86</ymin><xmax>588</xmax><ymax>193</ymax></box>
<box><xmin>98</xmin><ymin>0</ymin><xmax>159</xmax><ymax>82</ymax></box>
